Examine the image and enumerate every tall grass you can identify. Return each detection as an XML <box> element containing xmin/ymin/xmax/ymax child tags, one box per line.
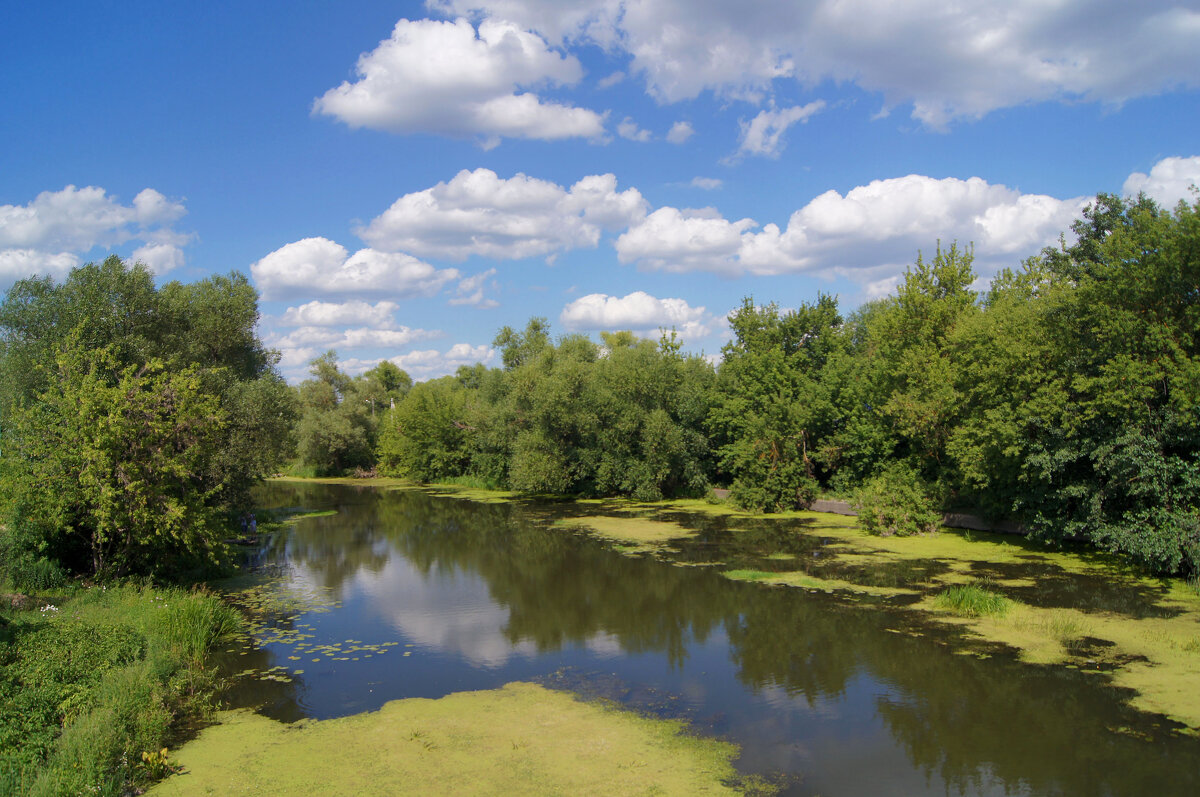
<box><xmin>1</xmin><ymin>584</ymin><xmax>244</xmax><ymax>796</ymax></box>
<box><xmin>152</xmin><ymin>589</ymin><xmax>242</xmax><ymax>668</ymax></box>
<box><xmin>934</xmin><ymin>583</ymin><xmax>1012</xmax><ymax>617</ymax></box>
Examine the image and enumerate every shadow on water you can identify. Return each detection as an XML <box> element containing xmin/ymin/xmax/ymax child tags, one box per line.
<box><xmin>218</xmin><ymin>482</ymin><xmax>1200</xmax><ymax>796</ymax></box>
<box><xmin>966</xmin><ymin>560</ymin><xmax>1179</xmax><ymax>618</ymax></box>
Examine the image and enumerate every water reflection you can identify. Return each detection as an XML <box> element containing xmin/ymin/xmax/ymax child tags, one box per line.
<box><xmin>230</xmin><ymin>482</ymin><xmax>1200</xmax><ymax>796</ymax></box>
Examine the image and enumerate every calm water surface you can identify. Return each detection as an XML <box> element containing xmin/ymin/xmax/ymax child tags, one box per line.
<box><xmin>222</xmin><ymin>482</ymin><xmax>1200</xmax><ymax>796</ymax></box>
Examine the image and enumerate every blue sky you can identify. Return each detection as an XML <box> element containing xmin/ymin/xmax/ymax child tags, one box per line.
<box><xmin>3</xmin><ymin>0</ymin><xmax>1199</xmax><ymax>381</ymax></box>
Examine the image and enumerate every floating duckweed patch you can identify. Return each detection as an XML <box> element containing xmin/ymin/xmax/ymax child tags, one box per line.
<box><xmin>724</xmin><ymin>569</ymin><xmax>774</xmax><ymax>582</ymax></box>
<box><xmin>267</xmin><ymin>478</ymin><xmax>1200</xmax><ymax>731</ymax></box>
<box><xmin>284</xmin><ymin>509</ymin><xmax>337</xmax><ymax>521</ymax></box>
<box><xmin>148</xmin><ymin>683</ymin><xmax>740</xmax><ymax>796</ymax></box>
<box><xmin>553</xmin><ymin>515</ymin><xmax>695</xmax><ymax>550</ymax></box>
<box><xmin>723</xmin><ymin>567</ymin><xmax>918</xmax><ymax>598</ymax></box>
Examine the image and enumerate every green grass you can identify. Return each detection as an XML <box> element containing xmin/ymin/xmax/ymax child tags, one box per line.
<box><xmin>0</xmin><ymin>584</ymin><xmax>243</xmax><ymax>796</ymax></box>
<box><xmin>723</xmin><ymin>569</ymin><xmax>775</xmax><ymax>582</ymax></box>
<box><xmin>933</xmin><ymin>583</ymin><xmax>1012</xmax><ymax>618</ymax></box>
<box><xmin>437</xmin><ymin>474</ymin><xmax>504</xmax><ymax>490</ymax></box>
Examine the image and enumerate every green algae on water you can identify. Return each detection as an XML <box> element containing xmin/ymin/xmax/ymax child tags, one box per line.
<box><xmin>148</xmin><ymin>682</ymin><xmax>741</xmax><ymax>796</ymax></box>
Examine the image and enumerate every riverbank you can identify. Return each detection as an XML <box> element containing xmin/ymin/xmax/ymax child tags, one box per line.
<box><xmin>0</xmin><ymin>584</ymin><xmax>241</xmax><ymax>796</ymax></box>
<box><xmin>271</xmin><ymin>476</ymin><xmax>1200</xmax><ymax>732</ymax></box>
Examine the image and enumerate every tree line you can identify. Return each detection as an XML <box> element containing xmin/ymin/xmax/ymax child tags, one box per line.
<box><xmin>1</xmin><ymin>193</ymin><xmax>1195</xmax><ymax>581</ymax></box>
<box><xmin>294</xmin><ymin>194</ymin><xmax>1199</xmax><ymax>575</ymax></box>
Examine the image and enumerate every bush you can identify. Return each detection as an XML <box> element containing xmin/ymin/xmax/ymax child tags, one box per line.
<box><xmin>2</xmin><ymin>555</ymin><xmax>66</xmax><ymax>592</ymax></box>
<box><xmin>853</xmin><ymin>466</ymin><xmax>941</xmax><ymax>536</ymax></box>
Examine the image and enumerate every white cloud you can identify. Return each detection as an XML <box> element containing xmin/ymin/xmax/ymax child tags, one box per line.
<box><xmin>617</xmin><ymin>116</ymin><xmax>652</xmax><ymax>142</ymax></box>
<box><xmin>432</xmin><ymin>1</ymin><xmax>1200</xmax><ymax>125</ymax></box>
<box><xmin>0</xmin><ymin>249</ymin><xmax>81</xmax><ymax>282</ymax></box>
<box><xmin>1123</xmin><ymin>156</ymin><xmax>1200</xmax><ymax>207</ymax></box>
<box><xmin>272</xmin><ymin>325</ymin><xmax>436</xmax><ymax>351</ymax></box>
<box><xmin>615</xmin><ymin>206</ymin><xmax>757</xmax><ymax>274</ymax></box>
<box><xmin>359</xmin><ymin>168</ymin><xmax>647</xmax><ymax>261</ymax></box>
<box><xmin>313</xmin><ymin>16</ymin><xmax>605</xmax><ymax>145</ymax></box>
<box><xmin>280</xmin><ymin>300</ymin><xmax>401</xmax><ymax>328</ymax></box>
<box><xmin>690</xmin><ymin>177</ymin><xmax>722</xmax><ymax>190</ymax></box>
<box><xmin>597</xmin><ymin>70</ymin><xmax>625</xmax><ymax>89</ymax></box>
<box><xmin>267</xmin><ymin>320</ymin><xmax>442</xmax><ymax>381</ymax></box>
<box><xmin>130</xmin><ymin>242</ymin><xmax>185</xmax><ymax>275</ymax></box>
<box><xmin>619</xmin><ymin>173</ymin><xmax>1090</xmax><ymax>280</ymax></box>
<box><xmin>251</xmin><ymin>237</ymin><xmax>460</xmax><ymax>300</ymax></box>
<box><xmin>560</xmin><ymin>290</ymin><xmax>715</xmax><ymax>340</ymax></box>
<box><xmin>666</xmin><ymin>120</ymin><xmax>694</xmax><ymax>144</ymax></box>
<box><xmin>450</xmin><ymin>268</ymin><xmax>499</xmax><ymax>307</ymax></box>
<box><xmin>386</xmin><ymin>343</ymin><xmax>497</xmax><ymax>380</ymax></box>
<box><xmin>0</xmin><ymin>185</ymin><xmax>189</xmax><ymax>282</ymax></box>
<box><xmin>734</xmin><ymin>101</ymin><xmax>825</xmax><ymax>159</ymax></box>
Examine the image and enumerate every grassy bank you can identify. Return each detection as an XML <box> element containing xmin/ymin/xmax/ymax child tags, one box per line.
<box><xmin>278</xmin><ymin>477</ymin><xmax>1200</xmax><ymax>732</ymax></box>
<box><xmin>149</xmin><ymin>682</ymin><xmax>741</xmax><ymax>796</ymax></box>
<box><xmin>0</xmin><ymin>584</ymin><xmax>241</xmax><ymax>796</ymax></box>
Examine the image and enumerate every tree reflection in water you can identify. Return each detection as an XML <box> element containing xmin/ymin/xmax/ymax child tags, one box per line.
<box><xmin>244</xmin><ymin>481</ymin><xmax>1199</xmax><ymax>796</ymax></box>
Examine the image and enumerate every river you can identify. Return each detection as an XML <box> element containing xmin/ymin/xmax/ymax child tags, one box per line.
<box><xmin>219</xmin><ymin>480</ymin><xmax>1200</xmax><ymax>796</ymax></box>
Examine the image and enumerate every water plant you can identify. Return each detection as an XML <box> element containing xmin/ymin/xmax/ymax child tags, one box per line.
<box><xmin>934</xmin><ymin>583</ymin><xmax>1011</xmax><ymax>617</ymax></box>
<box><xmin>723</xmin><ymin>569</ymin><xmax>775</xmax><ymax>582</ymax></box>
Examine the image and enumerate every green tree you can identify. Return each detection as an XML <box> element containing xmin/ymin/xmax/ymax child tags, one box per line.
<box><xmin>709</xmin><ymin>296</ymin><xmax>841</xmax><ymax>511</ymax></box>
<box><xmin>376</xmin><ymin>377</ymin><xmax>471</xmax><ymax>481</ymax></box>
<box><xmin>0</xmin><ymin>257</ymin><xmax>293</xmax><ymax>578</ymax></box>
<box><xmin>293</xmin><ymin>352</ymin><xmax>374</xmax><ymax>474</ymax></box>
<box><xmin>7</xmin><ymin>341</ymin><xmax>227</xmax><ymax>577</ymax></box>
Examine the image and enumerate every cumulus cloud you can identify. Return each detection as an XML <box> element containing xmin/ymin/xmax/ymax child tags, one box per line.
<box><xmin>617</xmin><ymin>116</ymin><xmax>652</xmax><ymax>142</ymax></box>
<box><xmin>251</xmin><ymin>237</ymin><xmax>460</xmax><ymax>300</ymax></box>
<box><xmin>272</xmin><ymin>325</ymin><xmax>436</xmax><ymax>351</ymax></box>
<box><xmin>280</xmin><ymin>300</ymin><xmax>402</xmax><ymax>328</ymax></box>
<box><xmin>432</xmin><ymin>1</ymin><xmax>1200</xmax><ymax>125</ymax></box>
<box><xmin>733</xmin><ymin>101</ymin><xmax>824</xmax><ymax>159</ymax></box>
<box><xmin>0</xmin><ymin>185</ymin><xmax>189</xmax><ymax>283</ymax></box>
<box><xmin>615</xmin><ymin>207</ymin><xmax>757</xmax><ymax>274</ymax></box>
<box><xmin>666</xmin><ymin>120</ymin><xmax>694</xmax><ymax>144</ymax></box>
<box><xmin>1123</xmin><ymin>156</ymin><xmax>1200</xmax><ymax>207</ymax></box>
<box><xmin>358</xmin><ymin>168</ymin><xmax>647</xmax><ymax>261</ymax></box>
<box><xmin>450</xmin><ymin>268</ymin><xmax>500</xmax><ymax>307</ymax></box>
<box><xmin>314</xmin><ymin>16</ymin><xmax>605</xmax><ymax>145</ymax></box>
<box><xmin>560</xmin><ymin>290</ymin><xmax>715</xmax><ymax>340</ymax></box>
<box><xmin>619</xmin><ymin>173</ymin><xmax>1090</xmax><ymax>280</ymax></box>
<box><xmin>386</xmin><ymin>343</ymin><xmax>497</xmax><ymax>380</ymax></box>
<box><xmin>266</xmin><ymin>321</ymin><xmax>443</xmax><ymax>380</ymax></box>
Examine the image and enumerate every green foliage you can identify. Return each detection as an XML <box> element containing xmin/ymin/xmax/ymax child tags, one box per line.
<box><xmin>853</xmin><ymin>466</ymin><xmax>941</xmax><ymax>537</ymax></box>
<box><xmin>371</xmin><ymin>323</ymin><xmax>716</xmax><ymax>500</ymax></box>
<box><xmin>8</xmin><ymin>343</ymin><xmax>227</xmax><ymax>577</ymax></box>
<box><xmin>291</xmin><ymin>351</ymin><xmax>413</xmax><ymax>476</ymax></box>
<box><xmin>934</xmin><ymin>583</ymin><xmax>1012</xmax><ymax>617</ymax></box>
<box><xmin>152</xmin><ymin>590</ymin><xmax>241</xmax><ymax>668</ymax></box>
<box><xmin>710</xmin><ymin>296</ymin><xmax>840</xmax><ymax>511</ymax></box>
<box><xmin>0</xmin><ymin>256</ymin><xmax>294</xmax><ymax>579</ymax></box>
<box><xmin>376</xmin><ymin>377</ymin><xmax>472</xmax><ymax>482</ymax></box>
<box><xmin>0</xmin><ymin>586</ymin><xmax>242</xmax><ymax>796</ymax></box>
